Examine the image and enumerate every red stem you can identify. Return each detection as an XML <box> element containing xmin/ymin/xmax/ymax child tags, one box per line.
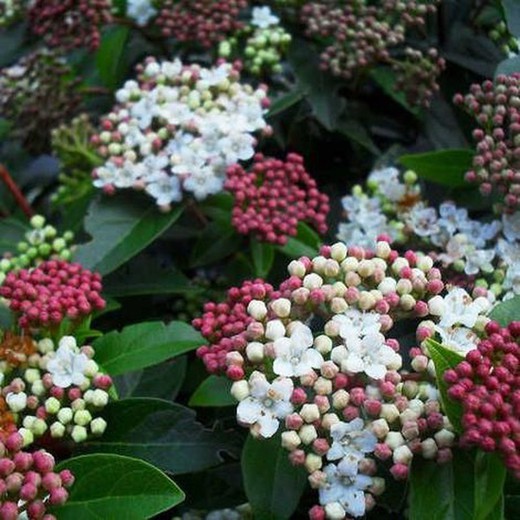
<box><xmin>0</xmin><ymin>164</ymin><xmax>34</xmax><ymax>218</ymax></box>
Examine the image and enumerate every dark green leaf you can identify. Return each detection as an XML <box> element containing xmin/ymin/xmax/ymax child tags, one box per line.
<box><xmin>190</xmin><ymin>222</ymin><xmax>242</xmax><ymax>267</ymax></box>
<box><xmin>399</xmin><ymin>149</ymin><xmax>474</xmax><ymax>187</ymax></box>
<box><xmin>52</xmin><ymin>454</ymin><xmax>184</xmax><ymax>519</ymax></box>
<box><xmin>278</xmin><ymin>222</ymin><xmax>320</xmax><ymax>259</ymax></box>
<box><xmin>189</xmin><ymin>376</ymin><xmax>235</xmax><ymax>407</ymax></box>
<box><xmin>267</xmin><ymin>89</ymin><xmax>305</xmax><ymax>118</ymax></box>
<box><xmin>73</xmin><ymin>194</ymin><xmax>183</xmax><ymax>275</ymax></box>
<box><xmin>96</xmin><ymin>26</ymin><xmax>130</xmax><ymax>89</ymax></box>
<box><xmin>426</xmin><ymin>339</ymin><xmax>465</xmax><ymax>432</ymax></box>
<box><xmin>489</xmin><ymin>296</ymin><xmax>520</xmax><ymax>326</ymax></box>
<box><xmin>495</xmin><ymin>55</ymin><xmax>520</xmax><ymax>77</ymax></box>
<box><xmin>242</xmin><ymin>433</ymin><xmax>307</xmax><ymax>519</ymax></box>
<box><xmin>93</xmin><ymin>321</ymin><xmax>203</xmax><ymax>376</ymax></box>
<box><xmin>336</xmin><ymin>118</ymin><xmax>380</xmax><ymax>155</ymax></box>
<box><xmin>0</xmin><ymin>217</ymin><xmax>28</xmax><ymax>255</ymax></box>
<box><xmin>251</xmin><ymin>239</ymin><xmax>275</xmax><ymax>278</ymax></box>
<box><xmin>80</xmin><ymin>398</ymin><xmax>240</xmax><ymax>474</ymax></box>
<box><xmin>474</xmin><ymin>452</ymin><xmax>507</xmax><ymax>520</ymax></box>
<box><xmin>371</xmin><ymin>68</ymin><xmax>421</xmax><ymax>115</ymax></box>
<box><xmin>503</xmin><ymin>0</ymin><xmax>520</xmax><ymax>37</ymax></box>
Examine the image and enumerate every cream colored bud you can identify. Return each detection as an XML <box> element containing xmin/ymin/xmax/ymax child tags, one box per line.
<box><xmin>300</xmin><ymin>404</ymin><xmax>320</xmax><ymax>423</ymax></box>
<box><xmin>271</xmin><ymin>298</ymin><xmax>291</xmax><ymax>318</ymax></box>
<box><xmin>314</xmin><ymin>377</ymin><xmax>332</xmax><ymax>396</ymax></box>
<box><xmin>421</xmin><ymin>438</ymin><xmax>438</xmax><ymax>459</ymax></box>
<box><xmin>321</xmin><ymin>413</ymin><xmax>340</xmax><ymax>430</ymax></box>
<box><xmin>396</xmin><ymin>279</ymin><xmax>413</xmax><ymax>295</ymax></box>
<box><xmin>50</xmin><ymin>422</ymin><xmax>66</xmax><ymax>438</ymax></box>
<box><xmin>375</xmin><ymin>241</ymin><xmax>391</xmax><ymax>259</ymax></box>
<box><xmin>427</xmin><ymin>295</ymin><xmax>445</xmax><ymax>316</ymax></box>
<box><xmin>304</xmin><ymin>453</ymin><xmax>322</xmax><ymax>472</ymax></box>
<box><xmin>434</xmin><ymin>428</ymin><xmax>455</xmax><ymax>448</ymax></box>
<box><xmin>57</xmin><ymin>407</ymin><xmax>73</xmax><ymax>424</ymax></box>
<box><xmin>324</xmin><ymin>259</ymin><xmax>340</xmax><ymax>277</ymax></box>
<box><xmin>288</xmin><ymin>260</ymin><xmax>306</xmax><ymax>277</ymax></box>
<box><xmin>381</xmin><ymin>404</ymin><xmax>400</xmax><ymax>423</ymax></box>
<box><xmin>378</xmin><ymin>277</ymin><xmax>397</xmax><ymax>295</ymax></box>
<box><xmin>332</xmin><ymin>389</ymin><xmax>350</xmax><ymax>409</ymax></box>
<box><xmin>341</xmin><ymin>257</ymin><xmax>359</xmax><ymax>272</ymax></box>
<box><xmin>24</xmin><ymin>369</ymin><xmax>40</xmax><ymax>384</ymax></box>
<box><xmin>330</xmin><ymin>297</ymin><xmax>348</xmax><ymax>314</ymax></box>
<box><xmin>324</xmin><ymin>320</ymin><xmax>340</xmax><ymax>337</ymax></box>
<box><xmin>71</xmin><ymin>425</ymin><xmax>88</xmax><ymax>443</ymax></box>
<box><xmin>247</xmin><ymin>300</ymin><xmax>267</xmax><ymax>320</ymax></box>
<box><xmin>393</xmin><ymin>445</ymin><xmax>413</xmax><ymax>465</ymax></box>
<box><xmin>314</xmin><ymin>335</ymin><xmax>333</xmax><ymax>354</ymax></box>
<box><xmin>417</xmin><ymin>255</ymin><xmax>434</xmax><ymax>272</ymax></box>
<box><xmin>330</xmin><ymin>243</ymin><xmax>347</xmax><ymax>262</ymax></box>
<box><xmin>303</xmin><ymin>273</ymin><xmax>323</xmax><ymax>289</ymax></box>
<box><xmin>371</xmin><ymin>418</ymin><xmax>390</xmax><ymax>439</ymax></box>
<box><xmin>357</xmin><ymin>259</ymin><xmax>375</xmax><ymax>278</ymax></box>
<box><xmin>230</xmin><ymin>380</ymin><xmax>249</xmax><ymax>401</ymax></box>
<box><xmin>265</xmin><ymin>320</ymin><xmax>286</xmax><ymax>340</ymax></box>
<box><xmin>392</xmin><ymin>257</ymin><xmax>409</xmax><ymax>273</ymax></box>
<box><xmin>90</xmin><ymin>417</ymin><xmax>108</xmax><ymax>436</ymax></box>
<box><xmin>246</xmin><ymin>341</ymin><xmax>264</xmax><ymax>362</ymax></box>
<box><xmin>299</xmin><ymin>424</ymin><xmax>318</xmax><ymax>445</ymax></box>
<box><xmin>281</xmin><ymin>431</ymin><xmax>301</xmax><ymax>451</ymax></box>
<box><xmin>386</xmin><ymin>431</ymin><xmax>405</xmax><ymax>450</ymax></box>
<box><xmin>324</xmin><ymin>502</ymin><xmax>346</xmax><ymax>520</ymax></box>
<box><xmin>311</xmin><ymin>256</ymin><xmax>327</xmax><ymax>273</ymax></box>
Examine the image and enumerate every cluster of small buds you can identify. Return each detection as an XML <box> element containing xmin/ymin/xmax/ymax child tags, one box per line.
<box><xmin>155</xmin><ymin>0</ymin><xmax>248</xmax><ymax>48</ymax></box>
<box><xmin>0</xmin><ymin>432</ymin><xmax>74</xmax><ymax>519</ymax></box>
<box><xmin>193</xmin><ymin>279</ymin><xmax>277</xmax><ymax>378</ymax></box>
<box><xmin>454</xmin><ymin>75</ymin><xmax>520</xmax><ymax>212</ymax></box>
<box><xmin>0</xmin><ymin>48</ymin><xmax>82</xmax><ymax>154</ymax></box>
<box><xmin>195</xmin><ymin>241</ymin><xmax>486</xmax><ymax>518</ymax></box>
<box><xmin>28</xmin><ymin>0</ymin><xmax>112</xmax><ymax>52</ymax></box>
<box><xmin>0</xmin><ymin>216</ymin><xmax>75</xmax><ymax>284</ymax></box>
<box><xmin>444</xmin><ymin>321</ymin><xmax>520</xmax><ymax>478</ymax></box>
<box><xmin>0</xmin><ymin>0</ymin><xmax>24</xmax><ymax>27</ymax></box>
<box><xmin>91</xmin><ymin>58</ymin><xmax>270</xmax><ymax>209</ymax></box>
<box><xmin>218</xmin><ymin>6</ymin><xmax>291</xmax><ymax>76</ymax></box>
<box><xmin>1</xmin><ymin>335</ymin><xmax>112</xmax><ymax>446</ymax></box>
<box><xmin>300</xmin><ymin>1</ymin><xmax>441</xmax><ymax>106</ymax></box>
<box><xmin>225</xmin><ymin>153</ymin><xmax>329</xmax><ymax>245</ymax></box>
<box><xmin>0</xmin><ymin>260</ymin><xmax>105</xmax><ymax>330</ymax></box>
<box><xmin>337</xmin><ymin>165</ymin><xmax>520</xmax><ymax>301</ymax></box>
<box><xmin>51</xmin><ymin>114</ymin><xmax>102</xmax><ymax>206</ymax></box>
<box><xmin>393</xmin><ymin>47</ymin><xmax>445</xmax><ymax>108</ymax></box>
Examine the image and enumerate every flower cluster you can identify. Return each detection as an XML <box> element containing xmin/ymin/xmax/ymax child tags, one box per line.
<box><xmin>51</xmin><ymin>114</ymin><xmax>102</xmax><ymax>206</ymax></box>
<box><xmin>196</xmin><ymin>241</ymin><xmax>493</xmax><ymax>518</ymax></box>
<box><xmin>0</xmin><ymin>216</ymin><xmax>75</xmax><ymax>284</ymax></box>
<box><xmin>445</xmin><ymin>321</ymin><xmax>520</xmax><ymax>478</ymax></box>
<box><xmin>0</xmin><ymin>260</ymin><xmax>106</xmax><ymax>330</ymax></box>
<box><xmin>300</xmin><ymin>1</ymin><xmax>442</xmax><ymax>107</ymax></box>
<box><xmin>92</xmin><ymin>58</ymin><xmax>270</xmax><ymax>209</ymax></box>
<box><xmin>225</xmin><ymin>153</ymin><xmax>329</xmax><ymax>244</ymax></box>
<box><xmin>155</xmin><ymin>0</ymin><xmax>248</xmax><ymax>48</ymax></box>
<box><xmin>337</xmin><ymin>166</ymin><xmax>520</xmax><ymax>301</ymax></box>
<box><xmin>28</xmin><ymin>0</ymin><xmax>112</xmax><ymax>51</ymax></box>
<box><xmin>454</xmin><ymin>74</ymin><xmax>520</xmax><ymax>212</ymax></box>
<box><xmin>219</xmin><ymin>6</ymin><xmax>292</xmax><ymax>76</ymax></box>
<box><xmin>0</xmin><ymin>49</ymin><xmax>82</xmax><ymax>154</ymax></box>
<box><xmin>0</xmin><ymin>432</ymin><xmax>74</xmax><ymax>519</ymax></box>
<box><xmin>0</xmin><ymin>0</ymin><xmax>24</xmax><ymax>27</ymax></box>
<box><xmin>126</xmin><ymin>0</ymin><xmax>157</xmax><ymax>26</ymax></box>
<box><xmin>1</xmin><ymin>335</ymin><xmax>112</xmax><ymax>446</ymax></box>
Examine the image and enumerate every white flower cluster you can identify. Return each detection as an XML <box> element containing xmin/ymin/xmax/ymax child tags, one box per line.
<box><xmin>250</xmin><ymin>6</ymin><xmax>280</xmax><ymax>29</ymax></box>
<box><xmin>93</xmin><ymin>59</ymin><xmax>269</xmax><ymax>209</ymax></box>
<box><xmin>337</xmin><ymin>166</ymin><xmax>520</xmax><ymax>300</ymax></box>
<box><xmin>126</xmin><ymin>0</ymin><xmax>157</xmax><ymax>26</ymax></box>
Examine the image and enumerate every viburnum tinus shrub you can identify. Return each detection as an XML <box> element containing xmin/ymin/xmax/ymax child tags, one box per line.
<box><xmin>194</xmin><ymin>240</ymin><xmax>499</xmax><ymax>518</ymax></box>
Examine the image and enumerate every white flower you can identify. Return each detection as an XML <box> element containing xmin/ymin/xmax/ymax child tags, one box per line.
<box><xmin>327</xmin><ymin>418</ymin><xmax>377</xmax><ymax>462</ymax></box>
<box><xmin>46</xmin><ymin>337</ymin><xmax>88</xmax><ymax>388</ymax></box>
<box><xmin>437</xmin><ymin>325</ymin><xmax>479</xmax><ymax>355</ymax></box>
<box><xmin>319</xmin><ymin>458</ymin><xmax>372</xmax><ymax>518</ymax></box>
<box><xmin>273</xmin><ymin>323</ymin><xmax>324</xmax><ymax>377</ymax></box>
<box><xmin>237</xmin><ymin>372</ymin><xmax>293</xmax><ymax>438</ymax></box>
<box><xmin>406</xmin><ymin>204</ymin><xmax>440</xmax><ymax>237</ymax></box>
<box><xmin>333</xmin><ymin>309</ymin><xmax>381</xmax><ymax>340</ymax></box>
<box><xmin>6</xmin><ymin>392</ymin><xmax>27</xmax><ymax>413</ymax></box>
<box><xmin>126</xmin><ymin>0</ymin><xmax>157</xmax><ymax>26</ymax></box>
<box><xmin>503</xmin><ymin>262</ymin><xmax>520</xmax><ymax>296</ymax></box>
<box><xmin>145</xmin><ymin>173</ymin><xmax>182</xmax><ymax>206</ymax></box>
<box><xmin>503</xmin><ymin>211</ymin><xmax>520</xmax><ymax>242</ymax></box>
<box><xmin>463</xmin><ymin>248</ymin><xmax>495</xmax><ymax>276</ymax></box>
<box><xmin>368</xmin><ymin>167</ymin><xmax>406</xmax><ymax>202</ymax></box>
<box><xmin>437</xmin><ymin>201</ymin><xmax>469</xmax><ymax>234</ymax></box>
<box><xmin>434</xmin><ymin>288</ymin><xmax>491</xmax><ymax>329</ymax></box>
<box><xmin>198</xmin><ymin>63</ymin><xmax>231</xmax><ymax>87</ymax></box>
<box><xmin>251</xmin><ymin>6</ymin><xmax>279</xmax><ymax>29</ymax></box>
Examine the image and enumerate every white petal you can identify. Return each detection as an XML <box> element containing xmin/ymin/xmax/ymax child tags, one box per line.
<box><xmin>237</xmin><ymin>398</ymin><xmax>263</xmax><ymax>424</ymax></box>
<box><xmin>258</xmin><ymin>414</ymin><xmax>279</xmax><ymax>438</ymax></box>
<box><xmin>273</xmin><ymin>359</ymin><xmax>296</xmax><ymax>377</ymax></box>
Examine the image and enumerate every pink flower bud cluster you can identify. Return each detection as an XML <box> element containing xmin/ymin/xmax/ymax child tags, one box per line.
<box><xmin>193</xmin><ymin>280</ymin><xmax>278</xmax><ymax>378</ymax></box>
<box><xmin>445</xmin><ymin>321</ymin><xmax>520</xmax><ymax>477</ymax></box>
<box><xmin>0</xmin><ymin>432</ymin><xmax>74</xmax><ymax>519</ymax></box>
<box><xmin>454</xmin><ymin>74</ymin><xmax>520</xmax><ymax>212</ymax></box>
<box><xmin>225</xmin><ymin>153</ymin><xmax>330</xmax><ymax>245</ymax></box>
<box><xmin>300</xmin><ymin>1</ymin><xmax>441</xmax><ymax>106</ymax></box>
<box><xmin>0</xmin><ymin>260</ymin><xmax>106</xmax><ymax>330</ymax></box>
<box><xmin>28</xmin><ymin>0</ymin><xmax>112</xmax><ymax>51</ymax></box>
<box><xmin>156</xmin><ymin>0</ymin><xmax>248</xmax><ymax>48</ymax></box>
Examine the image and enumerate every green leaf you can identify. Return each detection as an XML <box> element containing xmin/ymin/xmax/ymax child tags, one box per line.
<box><xmin>426</xmin><ymin>339</ymin><xmax>465</xmax><ymax>432</ymax></box>
<box><xmin>52</xmin><ymin>454</ymin><xmax>184</xmax><ymax>519</ymax></box>
<box><xmin>189</xmin><ymin>376</ymin><xmax>235</xmax><ymax>407</ymax></box>
<box><xmin>267</xmin><ymin>89</ymin><xmax>305</xmax><ymax>118</ymax></box>
<box><xmin>399</xmin><ymin>149</ymin><xmax>474</xmax><ymax>187</ymax></box>
<box><xmin>73</xmin><ymin>194</ymin><xmax>183</xmax><ymax>276</ymax></box>
<box><xmin>242</xmin><ymin>433</ymin><xmax>307</xmax><ymax>519</ymax></box>
<box><xmin>288</xmin><ymin>39</ymin><xmax>345</xmax><ymax>130</ymax></box>
<box><xmin>96</xmin><ymin>26</ymin><xmax>130</xmax><ymax>89</ymax></box>
<box><xmin>371</xmin><ymin>68</ymin><xmax>421</xmax><ymax>115</ymax></box>
<box><xmin>503</xmin><ymin>0</ymin><xmax>520</xmax><ymax>37</ymax></box>
<box><xmin>79</xmin><ymin>398</ymin><xmax>240</xmax><ymax>474</ymax></box>
<box><xmin>278</xmin><ymin>222</ymin><xmax>320</xmax><ymax>259</ymax></box>
<box><xmin>495</xmin><ymin>55</ymin><xmax>520</xmax><ymax>77</ymax></box>
<box><xmin>93</xmin><ymin>321</ymin><xmax>203</xmax><ymax>376</ymax></box>
<box><xmin>474</xmin><ymin>452</ymin><xmax>507</xmax><ymax>520</ymax></box>
<box><xmin>0</xmin><ymin>118</ymin><xmax>11</xmax><ymax>140</ymax></box>
<box><xmin>190</xmin><ymin>222</ymin><xmax>242</xmax><ymax>267</ymax></box>
<box><xmin>488</xmin><ymin>296</ymin><xmax>520</xmax><ymax>326</ymax></box>
<box><xmin>336</xmin><ymin>117</ymin><xmax>380</xmax><ymax>155</ymax></box>
<box><xmin>251</xmin><ymin>239</ymin><xmax>275</xmax><ymax>278</ymax></box>
<box><xmin>0</xmin><ymin>217</ymin><xmax>28</xmax><ymax>255</ymax></box>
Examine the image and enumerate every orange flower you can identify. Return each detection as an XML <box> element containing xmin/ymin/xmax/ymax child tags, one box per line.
<box><xmin>0</xmin><ymin>331</ymin><xmax>37</xmax><ymax>367</ymax></box>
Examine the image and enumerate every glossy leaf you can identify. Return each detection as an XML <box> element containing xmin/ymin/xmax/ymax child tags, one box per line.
<box><xmin>93</xmin><ymin>321</ymin><xmax>203</xmax><ymax>376</ymax></box>
<box><xmin>189</xmin><ymin>375</ymin><xmax>235</xmax><ymax>407</ymax></box>
<box><xmin>190</xmin><ymin>222</ymin><xmax>242</xmax><ymax>267</ymax></box>
<box><xmin>488</xmin><ymin>296</ymin><xmax>520</xmax><ymax>326</ymax></box>
<box><xmin>503</xmin><ymin>0</ymin><xmax>520</xmax><ymax>37</ymax></box>
<box><xmin>399</xmin><ymin>149</ymin><xmax>474</xmax><ymax>187</ymax></box>
<box><xmin>79</xmin><ymin>398</ymin><xmax>240</xmax><ymax>474</ymax></box>
<box><xmin>73</xmin><ymin>194</ymin><xmax>183</xmax><ymax>275</ymax></box>
<box><xmin>52</xmin><ymin>454</ymin><xmax>184</xmax><ymax>519</ymax></box>
<box><xmin>474</xmin><ymin>452</ymin><xmax>507</xmax><ymax>520</ymax></box>
<box><xmin>267</xmin><ymin>89</ymin><xmax>305</xmax><ymax>118</ymax></box>
<box><xmin>251</xmin><ymin>239</ymin><xmax>275</xmax><ymax>278</ymax></box>
<box><xmin>242</xmin><ymin>433</ymin><xmax>307</xmax><ymax>519</ymax></box>
<box><xmin>427</xmin><ymin>339</ymin><xmax>465</xmax><ymax>432</ymax></box>
<box><xmin>371</xmin><ymin>68</ymin><xmax>420</xmax><ymax>115</ymax></box>
<box><xmin>278</xmin><ymin>222</ymin><xmax>320</xmax><ymax>259</ymax></box>
<box><xmin>96</xmin><ymin>26</ymin><xmax>130</xmax><ymax>89</ymax></box>
<box><xmin>0</xmin><ymin>217</ymin><xmax>28</xmax><ymax>255</ymax></box>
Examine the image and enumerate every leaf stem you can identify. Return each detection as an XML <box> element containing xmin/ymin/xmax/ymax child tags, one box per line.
<box><xmin>0</xmin><ymin>164</ymin><xmax>34</xmax><ymax>218</ymax></box>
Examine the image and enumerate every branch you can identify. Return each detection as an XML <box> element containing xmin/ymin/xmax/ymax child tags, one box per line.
<box><xmin>0</xmin><ymin>164</ymin><xmax>34</xmax><ymax>218</ymax></box>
